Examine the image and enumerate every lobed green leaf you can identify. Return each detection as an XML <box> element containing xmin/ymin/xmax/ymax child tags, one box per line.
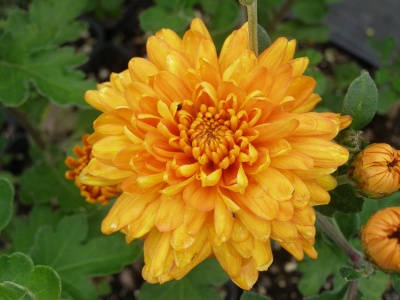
<box><xmin>19</xmin><ymin>151</ymin><xmax>89</xmax><ymax>209</ymax></box>
<box><xmin>0</xmin><ymin>178</ymin><xmax>13</xmax><ymax>232</ymax></box>
<box><xmin>0</xmin><ymin>252</ymin><xmax>61</xmax><ymax>300</ymax></box>
<box><xmin>339</xmin><ymin>267</ymin><xmax>362</xmax><ymax>281</ymax></box>
<box><xmin>342</xmin><ymin>72</ymin><xmax>378</xmax><ymax>130</ymax></box>
<box><xmin>30</xmin><ymin>215</ymin><xmax>141</xmax><ymax>300</ymax></box>
<box><xmin>0</xmin><ymin>0</ymin><xmax>95</xmax><ymax>107</ymax></box>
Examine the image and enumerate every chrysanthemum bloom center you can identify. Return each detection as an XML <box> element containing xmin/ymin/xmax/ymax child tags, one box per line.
<box><xmin>179</xmin><ymin>103</ymin><xmax>248</xmax><ymax>169</ymax></box>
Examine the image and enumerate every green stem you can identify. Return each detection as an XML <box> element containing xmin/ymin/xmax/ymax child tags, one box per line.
<box><xmin>346</xmin><ymin>280</ymin><xmax>359</xmax><ymax>300</ymax></box>
<box><xmin>7</xmin><ymin>107</ymin><xmax>46</xmax><ymax>150</ymax></box>
<box><xmin>240</xmin><ymin>0</ymin><xmax>258</xmax><ymax>56</ymax></box>
<box><xmin>315</xmin><ymin>211</ymin><xmax>363</xmax><ymax>267</ymax></box>
<box><xmin>336</xmin><ymin>174</ymin><xmax>353</xmax><ymax>186</ymax></box>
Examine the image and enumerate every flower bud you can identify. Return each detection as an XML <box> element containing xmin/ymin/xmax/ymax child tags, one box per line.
<box><xmin>361</xmin><ymin>207</ymin><xmax>400</xmax><ymax>272</ymax></box>
<box><xmin>348</xmin><ymin>143</ymin><xmax>400</xmax><ymax>199</ymax></box>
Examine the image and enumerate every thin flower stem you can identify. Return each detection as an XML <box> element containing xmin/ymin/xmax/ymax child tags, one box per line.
<box><xmin>346</xmin><ymin>280</ymin><xmax>359</xmax><ymax>300</ymax></box>
<box><xmin>315</xmin><ymin>211</ymin><xmax>363</xmax><ymax>267</ymax></box>
<box><xmin>336</xmin><ymin>174</ymin><xmax>353</xmax><ymax>186</ymax></box>
<box><xmin>7</xmin><ymin>107</ymin><xmax>46</xmax><ymax>150</ymax></box>
<box><xmin>239</xmin><ymin>0</ymin><xmax>258</xmax><ymax>56</ymax></box>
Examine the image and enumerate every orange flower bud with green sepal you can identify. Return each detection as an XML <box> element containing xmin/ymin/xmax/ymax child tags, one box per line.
<box><xmin>361</xmin><ymin>207</ymin><xmax>400</xmax><ymax>272</ymax></box>
<box><xmin>348</xmin><ymin>143</ymin><xmax>400</xmax><ymax>199</ymax></box>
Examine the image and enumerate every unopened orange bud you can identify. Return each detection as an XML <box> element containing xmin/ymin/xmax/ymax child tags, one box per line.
<box><xmin>361</xmin><ymin>207</ymin><xmax>400</xmax><ymax>272</ymax></box>
<box><xmin>348</xmin><ymin>143</ymin><xmax>400</xmax><ymax>199</ymax></box>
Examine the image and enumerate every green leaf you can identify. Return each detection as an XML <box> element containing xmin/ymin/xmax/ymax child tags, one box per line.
<box><xmin>139</xmin><ymin>5</ymin><xmax>193</xmax><ymax>36</ymax></box>
<box><xmin>240</xmin><ymin>291</ymin><xmax>272</xmax><ymax>300</ymax></box>
<box><xmin>139</xmin><ymin>258</ymin><xmax>228</xmax><ymax>300</ymax></box>
<box><xmin>292</xmin><ymin>0</ymin><xmax>328</xmax><ymax>24</ymax></box>
<box><xmin>0</xmin><ymin>177</ymin><xmax>13</xmax><ymax>232</ymax></box>
<box><xmin>19</xmin><ymin>151</ymin><xmax>89</xmax><ymax>209</ymax></box>
<box><xmin>342</xmin><ymin>72</ymin><xmax>378</xmax><ymax>130</ymax></box>
<box><xmin>333</xmin><ymin>63</ymin><xmax>363</xmax><ymax>90</ymax></box>
<box><xmin>0</xmin><ymin>43</ymin><xmax>94</xmax><ymax>107</ymax></box>
<box><xmin>359</xmin><ymin>191</ymin><xmax>400</xmax><ymax>226</ymax></box>
<box><xmin>30</xmin><ymin>215</ymin><xmax>141</xmax><ymax>300</ymax></box>
<box><xmin>201</xmin><ymin>0</ymin><xmax>240</xmax><ymax>50</ymax></box>
<box><xmin>0</xmin><ymin>0</ymin><xmax>95</xmax><ymax>107</ymax></box>
<box><xmin>358</xmin><ymin>271</ymin><xmax>389</xmax><ymax>299</ymax></box>
<box><xmin>274</xmin><ymin>21</ymin><xmax>330</xmax><ymax>43</ymax></box>
<box><xmin>0</xmin><ymin>252</ymin><xmax>61</xmax><ymax>300</ymax></box>
<box><xmin>5</xmin><ymin>205</ymin><xmax>63</xmax><ymax>254</ymax></box>
<box><xmin>339</xmin><ymin>267</ymin><xmax>362</xmax><ymax>281</ymax></box>
<box><xmin>315</xmin><ymin>184</ymin><xmax>364</xmax><ymax>217</ymax></box>
<box><xmin>257</xmin><ymin>24</ymin><xmax>271</xmax><ymax>54</ymax></box>
<box><xmin>391</xmin><ymin>273</ymin><xmax>400</xmax><ymax>293</ymax></box>
<box><xmin>296</xmin><ymin>49</ymin><xmax>323</xmax><ymax>66</ymax></box>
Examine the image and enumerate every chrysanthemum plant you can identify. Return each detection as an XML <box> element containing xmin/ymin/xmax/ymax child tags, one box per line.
<box><xmin>0</xmin><ymin>0</ymin><xmax>400</xmax><ymax>299</ymax></box>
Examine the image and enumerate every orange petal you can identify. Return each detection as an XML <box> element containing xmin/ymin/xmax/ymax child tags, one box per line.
<box><xmin>213</xmin><ymin>242</ymin><xmax>242</xmax><ymax>278</ymax></box>
<box><xmin>253</xmin><ymin>167</ymin><xmax>294</xmax><ymax>201</ymax></box>
<box><xmin>80</xmin><ymin>158</ymin><xmax>132</xmax><ymax>185</ymax></box>
<box><xmin>231</xmin><ymin>236</ymin><xmax>255</xmax><ymax>259</ymax></box>
<box><xmin>219</xmin><ymin>27</ymin><xmax>249</xmax><ymax>74</ymax></box>
<box><xmin>128</xmin><ymin>57</ymin><xmax>159</xmax><ymax>84</ymax></box>
<box><xmin>183</xmin><ymin>180</ymin><xmax>215</xmax><ymax>212</ymax></box>
<box><xmin>183</xmin><ymin>205</ymin><xmax>208</xmax><ymax>236</ymax></box>
<box><xmin>236</xmin><ymin>210</ymin><xmax>271</xmax><ymax>241</ymax></box>
<box><xmin>271</xmin><ymin>220</ymin><xmax>298</xmax><ymax>242</ymax></box>
<box><xmin>171</xmin><ymin>224</ymin><xmax>196</xmax><ymax>251</ymax></box>
<box><xmin>253</xmin><ymin>119</ymin><xmax>299</xmax><ymax>145</ymax></box>
<box><xmin>173</xmin><ymin>226</ymin><xmax>208</xmax><ymax>268</ymax></box>
<box><xmin>147</xmin><ymin>36</ymin><xmax>190</xmax><ymax>78</ymax></box>
<box><xmin>214</xmin><ymin>193</ymin><xmax>234</xmax><ymax>243</ymax></box>
<box><xmin>289</xmin><ymin>137</ymin><xmax>349</xmax><ymax>168</ymax></box>
<box><xmin>253</xmin><ymin>239</ymin><xmax>273</xmax><ymax>271</ymax></box>
<box><xmin>125</xmin><ymin>200</ymin><xmax>159</xmax><ymax>242</ymax></box>
<box><xmin>231</xmin><ymin>259</ymin><xmax>259</xmax><ymax>290</ymax></box>
<box><xmin>155</xmin><ymin>194</ymin><xmax>185</xmax><ymax>232</ymax></box>
<box><xmin>258</xmin><ymin>37</ymin><xmax>288</xmax><ymax>71</ymax></box>
<box><xmin>101</xmin><ymin>192</ymin><xmax>159</xmax><ymax>233</ymax></box>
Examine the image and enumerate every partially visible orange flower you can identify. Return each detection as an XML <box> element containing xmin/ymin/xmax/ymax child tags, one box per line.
<box><xmin>65</xmin><ymin>134</ymin><xmax>121</xmax><ymax>204</ymax></box>
<box><xmin>349</xmin><ymin>143</ymin><xmax>400</xmax><ymax>199</ymax></box>
<box><xmin>361</xmin><ymin>207</ymin><xmax>400</xmax><ymax>272</ymax></box>
<box><xmin>79</xmin><ymin>18</ymin><xmax>351</xmax><ymax>289</ymax></box>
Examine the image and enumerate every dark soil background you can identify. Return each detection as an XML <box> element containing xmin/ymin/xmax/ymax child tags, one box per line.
<box><xmin>2</xmin><ymin>0</ymin><xmax>400</xmax><ymax>299</ymax></box>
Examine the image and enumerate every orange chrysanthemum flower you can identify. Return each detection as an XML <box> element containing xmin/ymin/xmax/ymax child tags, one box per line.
<box><xmin>79</xmin><ymin>19</ymin><xmax>351</xmax><ymax>289</ymax></box>
<box><xmin>361</xmin><ymin>207</ymin><xmax>400</xmax><ymax>272</ymax></box>
<box><xmin>65</xmin><ymin>134</ymin><xmax>121</xmax><ymax>204</ymax></box>
<box><xmin>349</xmin><ymin>143</ymin><xmax>400</xmax><ymax>199</ymax></box>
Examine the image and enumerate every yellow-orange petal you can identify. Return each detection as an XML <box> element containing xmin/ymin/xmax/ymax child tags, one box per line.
<box><xmin>231</xmin><ymin>259</ymin><xmax>259</xmax><ymax>290</ymax></box>
<box><xmin>80</xmin><ymin>158</ymin><xmax>132</xmax><ymax>186</ymax></box>
<box><xmin>155</xmin><ymin>194</ymin><xmax>185</xmax><ymax>232</ymax></box>
<box><xmin>101</xmin><ymin>192</ymin><xmax>159</xmax><ymax>234</ymax></box>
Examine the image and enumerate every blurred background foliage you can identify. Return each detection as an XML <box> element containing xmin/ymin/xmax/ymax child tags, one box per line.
<box><xmin>0</xmin><ymin>0</ymin><xmax>399</xmax><ymax>299</ymax></box>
